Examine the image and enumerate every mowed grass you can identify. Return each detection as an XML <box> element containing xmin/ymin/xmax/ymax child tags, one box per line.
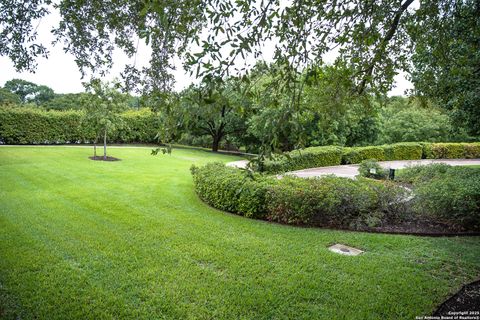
<box><xmin>0</xmin><ymin>146</ymin><xmax>479</xmax><ymax>319</ymax></box>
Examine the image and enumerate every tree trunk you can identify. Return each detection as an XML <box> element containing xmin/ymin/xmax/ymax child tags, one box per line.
<box><xmin>212</xmin><ymin>135</ymin><xmax>220</xmax><ymax>152</ymax></box>
<box><xmin>93</xmin><ymin>138</ymin><xmax>97</xmax><ymax>159</ymax></box>
<box><xmin>103</xmin><ymin>128</ymin><xmax>107</xmax><ymax>160</ymax></box>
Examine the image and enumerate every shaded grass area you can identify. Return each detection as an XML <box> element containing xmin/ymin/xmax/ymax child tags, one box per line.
<box><xmin>0</xmin><ymin>146</ymin><xmax>479</xmax><ymax>319</ymax></box>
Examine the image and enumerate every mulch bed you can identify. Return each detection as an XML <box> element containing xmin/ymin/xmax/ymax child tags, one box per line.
<box><xmin>88</xmin><ymin>156</ymin><xmax>121</xmax><ymax>161</ymax></box>
<box><xmin>433</xmin><ymin>280</ymin><xmax>480</xmax><ymax>316</ymax></box>
<box><xmin>358</xmin><ymin>218</ymin><xmax>480</xmax><ymax>237</ymax></box>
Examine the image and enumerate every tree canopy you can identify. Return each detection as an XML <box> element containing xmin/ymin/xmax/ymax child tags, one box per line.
<box><xmin>1</xmin><ymin>0</ymin><xmax>478</xmax><ymax>136</ymax></box>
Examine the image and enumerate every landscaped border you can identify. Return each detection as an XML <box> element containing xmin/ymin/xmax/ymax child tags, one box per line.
<box><xmin>191</xmin><ymin>142</ymin><xmax>480</xmax><ymax>236</ymax></box>
<box><xmin>262</xmin><ymin>142</ymin><xmax>480</xmax><ymax>173</ymax></box>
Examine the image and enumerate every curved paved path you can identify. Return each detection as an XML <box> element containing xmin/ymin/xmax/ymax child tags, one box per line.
<box><xmin>226</xmin><ymin>159</ymin><xmax>480</xmax><ymax>178</ymax></box>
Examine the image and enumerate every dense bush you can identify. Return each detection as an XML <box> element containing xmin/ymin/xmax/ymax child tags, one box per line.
<box><xmin>190</xmin><ymin>163</ymin><xmax>275</xmax><ymax>218</ymax></box>
<box><xmin>262</xmin><ymin>146</ymin><xmax>344</xmax><ymax>173</ymax></box>
<box><xmin>192</xmin><ymin>162</ymin><xmax>480</xmax><ymax>232</ymax></box>
<box><xmin>0</xmin><ymin>107</ymin><xmax>86</xmax><ymax>144</ymax></box>
<box><xmin>115</xmin><ymin>109</ymin><xmax>158</xmax><ymax>143</ymax></box>
<box><xmin>383</xmin><ymin>142</ymin><xmax>423</xmax><ymax>160</ymax></box>
<box><xmin>397</xmin><ymin>165</ymin><xmax>480</xmax><ymax>229</ymax></box>
<box><xmin>342</xmin><ymin>146</ymin><xmax>385</xmax><ymax>164</ymax></box>
<box><xmin>378</xmin><ymin>105</ymin><xmax>453</xmax><ymax>144</ymax></box>
<box><xmin>0</xmin><ymin>107</ymin><xmax>158</xmax><ymax>144</ymax></box>
<box><xmin>191</xmin><ymin>163</ymin><xmax>410</xmax><ymax>230</ymax></box>
<box><xmin>261</xmin><ymin>142</ymin><xmax>479</xmax><ymax>174</ymax></box>
<box><xmin>265</xmin><ymin>176</ymin><xmax>380</xmax><ymax>227</ymax></box>
<box><xmin>358</xmin><ymin>159</ymin><xmax>388</xmax><ymax>179</ymax></box>
<box><xmin>423</xmin><ymin>143</ymin><xmax>480</xmax><ymax>159</ymax></box>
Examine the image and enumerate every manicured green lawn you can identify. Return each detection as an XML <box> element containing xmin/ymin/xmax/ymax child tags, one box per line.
<box><xmin>0</xmin><ymin>146</ymin><xmax>479</xmax><ymax>319</ymax></box>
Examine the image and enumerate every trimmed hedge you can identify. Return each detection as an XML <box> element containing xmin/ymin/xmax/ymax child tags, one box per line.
<box><xmin>265</xmin><ymin>176</ymin><xmax>380</xmax><ymax>227</ymax></box>
<box><xmin>342</xmin><ymin>146</ymin><xmax>385</xmax><ymax>164</ymax></box>
<box><xmin>423</xmin><ymin>143</ymin><xmax>480</xmax><ymax>159</ymax></box>
<box><xmin>191</xmin><ymin>163</ymin><xmax>409</xmax><ymax>229</ymax></box>
<box><xmin>263</xmin><ymin>146</ymin><xmax>343</xmax><ymax>173</ymax></box>
<box><xmin>261</xmin><ymin>142</ymin><xmax>479</xmax><ymax>173</ymax></box>
<box><xmin>0</xmin><ymin>108</ymin><xmax>85</xmax><ymax>144</ymax></box>
<box><xmin>0</xmin><ymin>107</ymin><xmax>158</xmax><ymax>144</ymax></box>
<box><xmin>384</xmin><ymin>142</ymin><xmax>423</xmax><ymax>160</ymax></box>
<box><xmin>190</xmin><ymin>163</ymin><xmax>275</xmax><ymax>219</ymax></box>
<box><xmin>191</xmin><ymin>162</ymin><xmax>480</xmax><ymax>231</ymax></box>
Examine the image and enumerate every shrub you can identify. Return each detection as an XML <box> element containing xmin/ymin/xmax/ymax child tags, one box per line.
<box><xmin>395</xmin><ymin>163</ymin><xmax>451</xmax><ymax>184</ymax></box>
<box><xmin>0</xmin><ymin>107</ymin><xmax>87</xmax><ymax>144</ymax></box>
<box><xmin>342</xmin><ymin>146</ymin><xmax>385</xmax><ymax>164</ymax></box>
<box><xmin>358</xmin><ymin>159</ymin><xmax>388</xmax><ymax>179</ymax></box>
<box><xmin>0</xmin><ymin>107</ymin><xmax>158</xmax><ymax>144</ymax></box>
<box><xmin>395</xmin><ymin>164</ymin><xmax>480</xmax><ymax>230</ymax></box>
<box><xmin>262</xmin><ymin>146</ymin><xmax>343</xmax><ymax>173</ymax></box>
<box><xmin>190</xmin><ymin>163</ymin><xmax>274</xmax><ymax>218</ymax></box>
<box><xmin>384</xmin><ymin>142</ymin><xmax>423</xmax><ymax>160</ymax></box>
<box><xmin>424</xmin><ymin>143</ymin><xmax>480</xmax><ymax>159</ymax></box>
<box><xmin>411</xmin><ymin>166</ymin><xmax>480</xmax><ymax>229</ymax></box>
<box><xmin>265</xmin><ymin>176</ymin><xmax>379</xmax><ymax>227</ymax></box>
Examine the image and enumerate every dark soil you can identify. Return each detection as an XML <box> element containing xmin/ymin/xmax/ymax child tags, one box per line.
<box><xmin>88</xmin><ymin>156</ymin><xmax>121</xmax><ymax>161</ymax></box>
<box><xmin>360</xmin><ymin>218</ymin><xmax>480</xmax><ymax>236</ymax></box>
<box><xmin>433</xmin><ymin>280</ymin><xmax>480</xmax><ymax>316</ymax></box>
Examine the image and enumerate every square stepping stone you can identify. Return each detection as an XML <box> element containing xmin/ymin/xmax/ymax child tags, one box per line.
<box><xmin>328</xmin><ymin>244</ymin><xmax>364</xmax><ymax>256</ymax></box>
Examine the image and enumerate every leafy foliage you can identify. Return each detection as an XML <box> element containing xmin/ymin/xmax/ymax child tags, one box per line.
<box><xmin>378</xmin><ymin>100</ymin><xmax>454</xmax><ymax>143</ymax></box>
<box><xmin>0</xmin><ymin>107</ymin><xmax>157</xmax><ymax>144</ymax></box>
<box><xmin>410</xmin><ymin>0</ymin><xmax>480</xmax><ymax>136</ymax></box>
<box><xmin>81</xmin><ymin>80</ymin><xmax>129</xmax><ymax>157</ymax></box>
<box><xmin>424</xmin><ymin>143</ymin><xmax>480</xmax><ymax>159</ymax></box>
<box><xmin>3</xmin><ymin>79</ymin><xmax>55</xmax><ymax>105</ymax></box>
<box><xmin>262</xmin><ymin>147</ymin><xmax>344</xmax><ymax>174</ymax></box>
<box><xmin>179</xmin><ymin>77</ymin><xmax>250</xmax><ymax>152</ymax></box>
<box><xmin>0</xmin><ymin>88</ymin><xmax>21</xmax><ymax>106</ymax></box>
<box><xmin>358</xmin><ymin>159</ymin><xmax>388</xmax><ymax>180</ymax></box>
<box><xmin>191</xmin><ymin>163</ymin><xmax>274</xmax><ymax>218</ymax></box>
<box><xmin>397</xmin><ymin>165</ymin><xmax>480</xmax><ymax>230</ymax></box>
<box><xmin>342</xmin><ymin>147</ymin><xmax>386</xmax><ymax>164</ymax></box>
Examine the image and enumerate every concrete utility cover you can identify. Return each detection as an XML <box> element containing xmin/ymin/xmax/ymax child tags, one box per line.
<box><xmin>328</xmin><ymin>244</ymin><xmax>364</xmax><ymax>256</ymax></box>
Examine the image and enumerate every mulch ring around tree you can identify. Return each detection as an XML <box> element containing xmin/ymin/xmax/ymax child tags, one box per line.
<box><xmin>433</xmin><ymin>280</ymin><xmax>480</xmax><ymax>317</ymax></box>
<box><xmin>88</xmin><ymin>156</ymin><xmax>121</xmax><ymax>161</ymax></box>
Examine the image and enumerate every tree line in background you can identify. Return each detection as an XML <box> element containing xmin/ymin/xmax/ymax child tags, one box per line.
<box><xmin>1</xmin><ymin>0</ymin><xmax>478</xmax><ymax>155</ymax></box>
<box><xmin>1</xmin><ymin>61</ymin><xmax>477</xmax><ymax>154</ymax></box>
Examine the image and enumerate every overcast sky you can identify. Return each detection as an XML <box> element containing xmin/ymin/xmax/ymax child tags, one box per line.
<box><xmin>0</xmin><ymin>9</ymin><xmax>413</xmax><ymax>96</ymax></box>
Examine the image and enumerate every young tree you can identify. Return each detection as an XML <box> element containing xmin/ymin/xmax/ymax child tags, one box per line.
<box><xmin>81</xmin><ymin>80</ymin><xmax>128</xmax><ymax>160</ymax></box>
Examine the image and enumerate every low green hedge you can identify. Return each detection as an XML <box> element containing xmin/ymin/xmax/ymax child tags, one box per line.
<box><xmin>0</xmin><ymin>107</ymin><xmax>158</xmax><ymax>144</ymax></box>
<box><xmin>423</xmin><ymin>143</ymin><xmax>480</xmax><ymax>159</ymax></box>
<box><xmin>191</xmin><ymin>163</ymin><xmax>409</xmax><ymax>229</ymax></box>
<box><xmin>261</xmin><ymin>142</ymin><xmax>479</xmax><ymax>174</ymax></box>
<box><xmin>192</xmin><ymin>162</ymin><xmax>480</xmax><ymax>231</ymax></box>
<box><xmin>342</xmin><ymin>146</ymin><xmax>385</xmax><ymax>164</ymax></box>
<box><xmin>190</xmin><ymin>163</ymin><xmax>275</xmax><ymax>219</ymax></box>
<box><xmin>263</xmin><ymin>146</ymin><xmax>344</xmax><ymax>173</ymax></box>
<box><xmin>384</xmin><ymin>142</ymin><xmax>423</xmax><ymax>160</ymax></box>
<box><xmin>265</xmin><ymin>176</ymin><xmax>379</xmax><ymax>227</ymax></box>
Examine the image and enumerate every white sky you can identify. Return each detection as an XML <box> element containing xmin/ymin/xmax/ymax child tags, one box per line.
<box><xmin>0</xmin><ymin>9</ymin><xmax>412</xmax><ymax>96</ymax></box>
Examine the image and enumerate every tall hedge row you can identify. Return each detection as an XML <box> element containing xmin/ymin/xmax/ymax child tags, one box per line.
<box><xmin>263</xmin><ymin>142</ymin><xmax>480</xmax><ymax>173</ymax></box>
<box><xmin>0</xmin><ymin>107</ymin><xmax>158</xmax><ymax>144</ymax></box>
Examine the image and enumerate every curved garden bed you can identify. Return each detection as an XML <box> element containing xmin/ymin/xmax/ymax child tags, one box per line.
<box><xmin>191</xmin><ymin>144</ymin><xmax>480</xmax><ymax>235</ymax></box>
